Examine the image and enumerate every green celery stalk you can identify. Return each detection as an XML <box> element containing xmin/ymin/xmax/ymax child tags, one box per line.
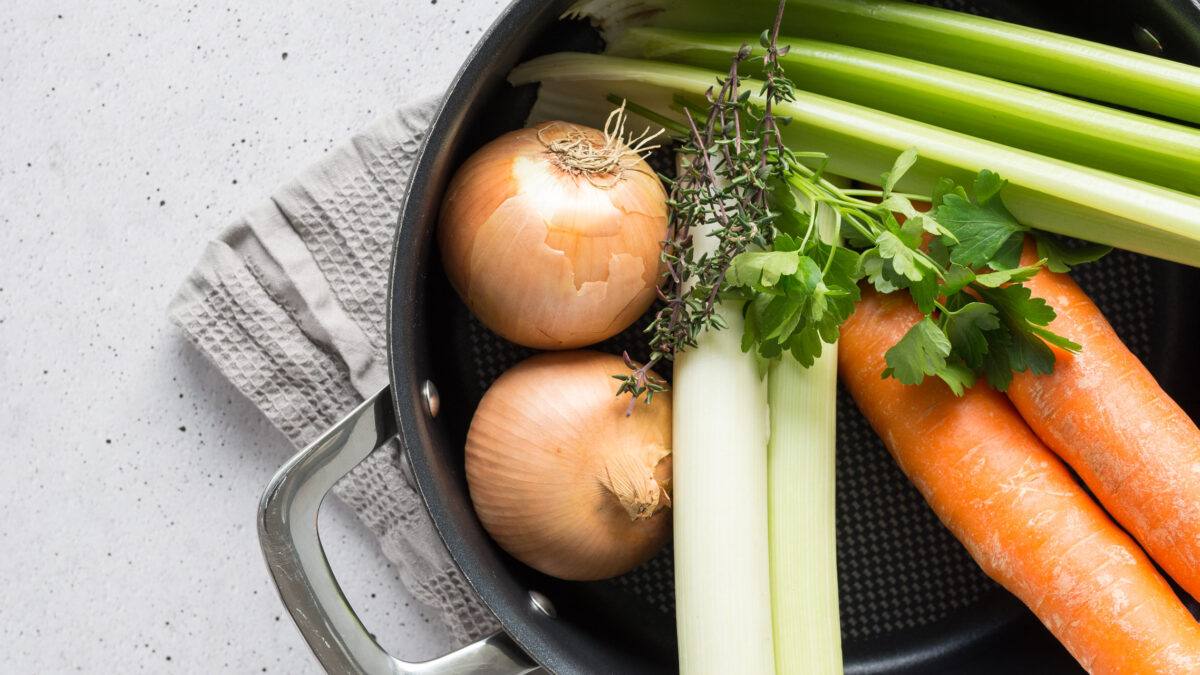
<box><xmin>565</xmin><ymin>0</ymin><xmax>1200</xmax><ymax>125</ymax></box>
<box><xmin>509</xmin><ymin>53</ymin><xmax>1200</xmax><ymax>267</ymax></box>
<box><xmin>607</xmin><ymin>28</ymin><xmax>1200</xmax><ymax>195</ymax></box>
<box><xmin>767</xmin><ymin>189</ymin><xmax>843</xmax><ymax>674</ymax></box>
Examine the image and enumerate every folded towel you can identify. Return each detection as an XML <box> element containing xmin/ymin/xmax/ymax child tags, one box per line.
<box><xmin>168</xmin><ymin>95</ymin><xmax>500</xmax><ymax>647</ymax></box>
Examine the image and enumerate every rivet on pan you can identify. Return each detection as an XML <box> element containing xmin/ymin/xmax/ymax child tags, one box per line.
<box><xmin>1133</xmin><ymin>24</ymin><xmax>1164</xmax><ymax>56</ymax></box>
<box><xmin>529</xmin><ymin>590</ymin><xmax>557</xmax><ymax>618</ymax></box>
<box><xmin>421</xmin><ymin>380</ymin><xmax>441</xmax><ymax>419</ymax></box>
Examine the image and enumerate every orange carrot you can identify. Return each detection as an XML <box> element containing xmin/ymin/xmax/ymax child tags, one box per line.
<box><xmin>840</xmin><ymin>287</ymin><xmax>1200</xmax><ymax>675</ymax></box>
<box><xmin>1008</xmin><ymin>238</ymin><xmax>1200</xmax><ymax>604</ymax></box>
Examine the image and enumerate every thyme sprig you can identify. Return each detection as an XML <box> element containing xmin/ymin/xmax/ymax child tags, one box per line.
<box><xmin>614</xmin><ymin>2</ymin><xmax>795</xmax><ymax>413</ymax></box>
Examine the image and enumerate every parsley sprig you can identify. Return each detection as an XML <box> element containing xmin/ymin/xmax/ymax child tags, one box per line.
<box><xmin>757</xmin><ymin>156</ymin><xmax>1107</xmax><ymax>395</ymax></box>
<box><xmin>615</xmin><ymin>3</ymin><xmax>1108</xmax><ymax>409</ymax></box>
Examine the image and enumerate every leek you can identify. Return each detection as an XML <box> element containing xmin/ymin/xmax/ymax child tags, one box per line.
<box><xmin>609</xmin><ymin>28</ymin><xmax>1200</xmax><ymax>195</ymax></box>
<box><xmin>509</xmin><ymin>53</ymin><xmax>1200</xmax><ymax>268</ymax></box>
<box><xmin>566</xmin><ymin>0</ymin><xmax>1200</xmax><ymax>125</ymax></box>
<box><xmin>767</xmin><ymin>190</ymin><xmax>842</xmax><ymax>674</ymax></box>
<box><xmin>671</xmin><ymin>168</ymin><xmax>775</xmax><ymax>675</ymax></box>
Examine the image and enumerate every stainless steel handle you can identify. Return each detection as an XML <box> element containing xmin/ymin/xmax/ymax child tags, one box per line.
<box><xmin>257</xmin><ymin>385</ymin><xmax>540</xmax><ymax>674</ymax></box>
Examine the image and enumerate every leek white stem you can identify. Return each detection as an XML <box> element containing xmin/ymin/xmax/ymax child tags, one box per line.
<box><xmin>767</xmin><ymin>190</ymin><xmax>843</xmax><ymax>674</ymax></box>
<box><xmin>672</xmin><ymin>168</ymin><xmax>775</xmax><ymax>675</ymax></box>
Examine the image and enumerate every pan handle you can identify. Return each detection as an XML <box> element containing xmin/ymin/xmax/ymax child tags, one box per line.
<box><xmin>257</xmin><ymin>385</ymin><xmax>541</xmax><ymax>674</ymax></box>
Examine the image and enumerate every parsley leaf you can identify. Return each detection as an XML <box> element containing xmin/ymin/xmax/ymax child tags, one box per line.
<box><xmin>930</xmin><ymin>177</ymin><xmax>965</xmax><ymax>209</ymax></box>
<box><xmin>940</xmin><ymin>264</ymin><xmax>975</xmax><ymax>294</ymax></box>
<box><xmin>978</xmin><ymin>283</ymin><xmax>1058</xmax><ymax>328</ymax></box>
<box><xmin>981</xmin><ymin>328</ymin><xmax>1016</xmax><ymax>391</ymax></box>
<box><xmin>942</xmin><ymin>302</ymin><xmax>1000</xmax><ymax>369</ymax></box>
<box><xmin>860</xmin><ymin>247</ymin><xmax>906</xmax><ymax>293</ymax></box>
<box><xmin>732</xmin><ymin>219</ymin><xmax>862</xmax><ymax>368</ymax></box>
<box><xmin>975</xmin><ymin>284</ymin><xmax>1081</xmax><ymax>388</ymax></box>
<box><xmin>973</xmin><ymin>169</ymin><xmax>1007</xmax><ymax>204</ymax></box>
<box><xmin>936</xmin><ymin>362</ymin><xmax>977</xmax><ymax>397</ymax></box>
<box><xmin>935</xmin><ymin>170</ymin><xmax>1028</xmax><ymax>269</ymax></box>
<box><xmin>1033</xmin><ymin>231</ymin><xmax>1113</xmax><ymax>273</ymax></box>
<box><xmin>728</xmin><ymin>250</ymin><xmax>800</xmax><ymax>289</ymax></box>
<box><xmin>973</xmin><ymin>262</ymin><xmax>1043</xmax><ymax>288</ymax></box>
<box><xmin>1004</xmin><ymin>325</ymin><xmax>1057</xmax><ymax>377</ymax></box>
<box><xmin>990</xmin><ymin>232</ymin><xmax>1026</xmax><ymax>270</ymax></box>
<box><xmin>881</xmin><ymin>147</ymin><xmax>919</xmax><ymax>197</ymax></box>
<box><xmin>875</xmin><ymin>230</ymin><xmax>928</xmax><ymax>282</ymax></box>
<box><xmin>908</xmin><ymin>271</ymin><xmax>938</xmax><ymax>316</ymax></box>
<box><xmin>787</xmin><ymin>324</ymin><xmax>824</xmax><ymax>368</ymax></box>
<box><xmin>760</xmin><ymin>294</ymin><xmax>804</xmax><ymax>343</ymax></box>
<box><xmin>882</xmin><ymin>317</ymin><xmax>951</xmax><ymax>386</ymax></box>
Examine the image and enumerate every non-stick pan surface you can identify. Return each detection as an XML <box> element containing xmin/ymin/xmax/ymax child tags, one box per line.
<box><xmin>389</xmin><ymin>1</ymin><xmax>1200</xmax><ymax>672</ymax></box>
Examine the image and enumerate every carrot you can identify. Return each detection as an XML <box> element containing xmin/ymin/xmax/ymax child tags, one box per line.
<box><xmin>840</xmin><ymin>287</ymin><xmax>1200</xmax><ymax>674</ymax></box>
<box><xmin>1008</xmin><ymin>237</ymin><xmax>1200</xmax><ymax>604</ymax></box>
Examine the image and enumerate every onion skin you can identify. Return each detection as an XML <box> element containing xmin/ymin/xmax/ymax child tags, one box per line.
<box><xmin>438</xmin><ymin>121</ymin><xmax>669</xmax><ymax>350</ymax></box>
<box><xmin>465</xmin><ymin>351</ymin><xmax>673</xmax><ymax>581</ymax></box>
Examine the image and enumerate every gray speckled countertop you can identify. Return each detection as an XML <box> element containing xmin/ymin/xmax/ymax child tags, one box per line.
<box><xmin>0</xmin><ymin>1</ymin><xmax>506</xmax><ymax>671</ymax></box>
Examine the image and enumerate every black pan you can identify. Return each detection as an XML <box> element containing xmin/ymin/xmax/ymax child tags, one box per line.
<box><xmin>264</xmin><ymin>1</ymin><xmax>1200</xmax><ymax>673</ymax></box>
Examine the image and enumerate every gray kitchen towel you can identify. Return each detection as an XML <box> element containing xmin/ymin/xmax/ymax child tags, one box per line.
<box><xmin>167</xmin><ymin>95</ymin><xmax>501</xmax><ymax>646</ymax></box>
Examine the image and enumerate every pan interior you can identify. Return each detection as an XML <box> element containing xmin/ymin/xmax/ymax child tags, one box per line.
<box><xmin>396</xmin><ymin>0</ymin><xmax>1200</xmax><ymax>673</ymax></box>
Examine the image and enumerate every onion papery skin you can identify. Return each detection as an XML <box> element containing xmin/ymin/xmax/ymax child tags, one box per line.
<box><xmin>465</xmin><ymin>350</ymin><xmax>673</xmax><ymax>581</ymax></box>
<box><xmin>438</xmin><ymin>121</ymin><xmax>669</xmax><ymax>350</ymax></box>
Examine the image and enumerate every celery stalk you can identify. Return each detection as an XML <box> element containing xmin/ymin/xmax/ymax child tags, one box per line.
<box><xmin>565</xmin><ymin>0</ymin><xmax>1200</xmax><ymax>125</ymax></box>
<box><xmin>608</xmin><ymin>28</ymin><xmax>1200</xmax><ymax>195</ymax></box>
<box><xmin>767</xmin><ymin>191</ymin><xmax>843</xmax><ymax>674</ymax></box>
<box><xmin>509</xmin><ymin>53</ymin><xmax>1200</xmax><ymax>268</ymax></box>
<box><xmin>671</xmin><ymin>167</ymin><xmax>775</xmax><ymax>675</ymax></box>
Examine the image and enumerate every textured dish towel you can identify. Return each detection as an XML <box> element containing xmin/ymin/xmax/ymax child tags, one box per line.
<box><xmin>167</xmin><ymin>95</ymin><xmax>501</xmax><ymax>647</ymax></box>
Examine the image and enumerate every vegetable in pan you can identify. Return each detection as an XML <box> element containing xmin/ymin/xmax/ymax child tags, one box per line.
<box><xmin>438</xmin><ymin>110</ymin><xmax>668</xmax><ymax>350</ymax></box>
<box><xmin>609</xmin><ymin>28</ymin><xmax>1200</xmax><ymax>195</ymax></box>
<box><xmin>510</xmin><ymin>53</ymin><xmax>1200</xmax><ymax>268</ymax></box>
<box><xmin>1008</xmin><ymin>238</ymin><xmax>1200</xmax><ymax>605</ymax></box>
<box><xmin>839</xmin><ymin>287</ymin><xmax>1200</xmax><ymax>675</ymax></box>
<box><xmin>464</xmin><ymin>350</ymin><xmax>672</xmax><ymax>581</ymax></box>
<box><xmin>566</xmin><ymin>0</ymin><xmax>1200</xmax><ymax>125</ymax></box>
<box><xmin>625</xmin><ymin>22</ymin><xmax>845</xmax><ymax>672</ymax></box>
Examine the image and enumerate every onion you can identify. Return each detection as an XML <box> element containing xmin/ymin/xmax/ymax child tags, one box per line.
<box><xmin>437</xmin><ymin>111</ymin><xmax>669</xmax><ymax>350</ymax></box>
<box><xmin>464</xmin><ymin>350</ymin><xmax>672</xmax><ymax>580</ymax></box>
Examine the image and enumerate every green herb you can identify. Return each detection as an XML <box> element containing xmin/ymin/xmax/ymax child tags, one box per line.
<box><xmin>1033</xmin><ymin>233</ymin><xmax>1113</xmax><ymax>274</ymax></box>
<box><xmin>757</xmin><ymin>148</ymin><xmax>1089</xmax><ymax>394</ymax></box>
<box><xmin>608</xmin><ymin>26</ymin><xmax>1098</xmax><ymax>407</ymax></box>
<box><xmin>613</xmin><ymin>26</ymin><xmax>795</xmax><ymax>410</ymax></box>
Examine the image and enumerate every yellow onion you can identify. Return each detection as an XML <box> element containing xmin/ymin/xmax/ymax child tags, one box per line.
<box><xmin>438</xmin><ymin>113</ymin><xmax>669</xmax><ymax>350</ymax></box>
<box><xmin>465</xmin><ymin>350</ymin><xmax>672</xmax><ymax>581</ymax></box>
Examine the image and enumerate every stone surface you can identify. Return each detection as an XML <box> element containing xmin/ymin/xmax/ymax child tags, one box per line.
<box><xmin>0</xmin><ymin>0</ymin><xmax>507</xmax><ymax>671</ymax></box>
